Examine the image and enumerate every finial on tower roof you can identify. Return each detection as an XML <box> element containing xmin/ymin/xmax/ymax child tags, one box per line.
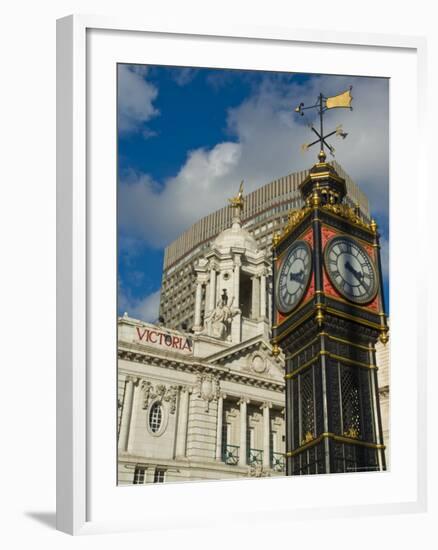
<box><xmin>228</xmin><ymin>180</ymin><xmax>244</xmax><ymax>210</ymax></box>
<box><xmin>228</xmin><ymin>180</ymin><xmax>245</xmax><ymax>228</ymax></box>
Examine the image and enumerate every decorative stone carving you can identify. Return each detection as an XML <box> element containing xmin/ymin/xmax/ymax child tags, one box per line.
<box><xmin>273</xmin><ymin>414</ymin><xmax>283</xmax><ymax>427</ymax></box>
<box><xmin>154</xmin><ymin>384</ymin><xmax>167</xmax><ymax>399</ymax></box>
<box><xmin>163</xmin><ymin>385</ymin><xmax>179</xmax><ymax>414</ymax></box>
<box><xmin>247</xmin><ymin>464</ymin><xmax>270</xmax><ymax>478</ymax></box>
<box><xmin>225</xmin><ymin>407</ymin><xmax>238</xmax><ymax>421</ymax></box>
<box><xmin>237</xmin><ymin>396</ymin><xmax>250</xmax><ymax>406</ymax></box>
<box><xmin>194</xmin><ymin>373</ymin><xmax>220</xmax><ymax>412</ymax></box>
<box><xmin>249</xmin><ymin>352</ymin><xmax>268</xmax><ymax>374</ymax></box>
<box><xmin>141</xmin><ymin>380</ymin><xmax>179</xmax><ymax>414</ymax></box>
<box><xmin>203</xmin><ymin>296</ymin><xmax>239</xmax><ymax>340</ymax></box>
<box><xmin>248</xmin><ymin>412</ymin><xmax>261</xmax><ymax>427</ymax></box>
<box><xmin>141</xmin><ymin>380</ymin><xmax>153</xmax><ymax>410</ymax></box>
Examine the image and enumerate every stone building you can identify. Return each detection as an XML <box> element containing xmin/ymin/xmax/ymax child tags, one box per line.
<box><xmin>118</xmin><ymin>198</ymin><xmax>286</xmax><ymax>484</ymax></box>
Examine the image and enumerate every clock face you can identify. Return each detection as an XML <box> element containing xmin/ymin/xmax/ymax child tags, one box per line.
<box><xmin>324</xmin><ymin>236</ymin><xmax>378</xmax><ymax>304</ymax></box>
<box><xmin>276</xmin><ymin>241</ymin><xmax>312</xmax><ymax>313</ymax></box>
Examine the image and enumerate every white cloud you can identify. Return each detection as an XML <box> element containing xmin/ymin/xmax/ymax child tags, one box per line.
<box><xmin>118</xmin><ymin>65</ymin><xmax>159</xmax><ymax>134</ymax></box>
<box><xmin>119</xmin><ymin>74</ymin><xmax>389</xmax><ymax>252</ymax></box>
<box><xmin>119</xmin><ymin>288</ymin><xmax>161</xmax><ymax>323</ymax></box>
<box><xmin>172</xmin><ymin>67</ymin><xmax>198</xmax><ymax>86</ymax></box>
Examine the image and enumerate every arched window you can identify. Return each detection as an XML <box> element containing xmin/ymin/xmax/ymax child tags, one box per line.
<box><xmin>149</xmin><ymin>402</ymin><xmax>163</xmax><ymax>433</ymax></box>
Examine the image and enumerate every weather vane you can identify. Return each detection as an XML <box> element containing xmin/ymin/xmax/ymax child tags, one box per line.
<box><xmin>294</xmin><ymin>86</ymin><xmax>353</xmax><ymax>161</ymax></box>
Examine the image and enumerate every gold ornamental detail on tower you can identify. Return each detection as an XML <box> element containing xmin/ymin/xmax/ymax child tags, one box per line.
<box><xmin>301</xmin><ymin>431</ymin><xmax>314</xmax><ymax>445</ymax></box>
<box><xmin>321</xmin><ymin>201</ymin><xmax>374</xmax><ymax>232</ymax></box>
<box><xmin>276</xmin><ymin>206</ymin><xmax>311</xmax><ymax>243</ymax></box>
<box><xmin>343</xmin><ymin>427</ymin><xmax>360</xmax><ymax>439</ymax></box>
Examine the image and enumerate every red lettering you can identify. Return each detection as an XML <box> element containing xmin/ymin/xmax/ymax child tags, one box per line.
<box><xmin>136</xmin><ymin>327</ymin><xmax>147</xmax><ymax>341</ymax></box>
<box><xmin>149</xmin><ymin>331</ymin><xmax>157</xmax><ymax>344</ymax></box>
<box><xmin>172</xmin><ymin>336</ymin><xmax>179</xmax><ymax>348</ymax></box>
<box><xmin>182</xmin><ymin>338</ymin><xmax>192</xmax><ymax>351</ymax></box>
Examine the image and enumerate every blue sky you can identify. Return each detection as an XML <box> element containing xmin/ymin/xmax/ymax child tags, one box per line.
<box><xmin>118</xmin><ymin>65</ymin><xmax>389</xmax><ymax>321</ymax></box>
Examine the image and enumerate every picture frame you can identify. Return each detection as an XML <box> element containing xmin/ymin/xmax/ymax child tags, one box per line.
<box><xmin>56</xmin><ymin>15</ymin><xmax>427</xmax><ymax>535</ymax></box>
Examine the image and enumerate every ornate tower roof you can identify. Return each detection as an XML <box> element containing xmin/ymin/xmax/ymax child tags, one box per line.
<box><xmin>213</xmin><ymin>224</ymin><xmax>258</xmax><ymax>254</ymax></box>
<box><xmin>299</xmin><ymin>150</ymin><xmax>347</xmax><ymax>206</ymax></box>
<box><xmin>213</xmin><ymin>180</ymin><xmax>258</xmax><ymax>253</ymax></box>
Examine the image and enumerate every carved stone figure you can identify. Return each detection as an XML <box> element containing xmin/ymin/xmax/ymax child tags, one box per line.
<box><xmin>204</xmin><ymin>295</ymin><xmax>238</xmax><ymax>340</ymax></box>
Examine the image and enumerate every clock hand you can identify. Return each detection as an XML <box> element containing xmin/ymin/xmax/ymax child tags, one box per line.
<box><xmin>344</xmin><ymin>261</ymin><xmax>363</xmax><ymax>283</ymax></box>
<box><xmin>290</xmin><ymin>269</ymin><xmax>304</xmax><ymax>283</ymax></box>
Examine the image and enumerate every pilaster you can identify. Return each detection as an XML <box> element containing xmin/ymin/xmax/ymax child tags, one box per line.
<box><xmin>238</xmin><ymin>397</ymin><xmax>249</xmax><ymax>466</ymax></box>
<box><xmin>261</xmin><ymin>401</ymin><xmax>272</xmax><ymax>468</ymax></box>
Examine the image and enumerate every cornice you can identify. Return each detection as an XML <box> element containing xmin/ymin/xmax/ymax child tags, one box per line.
<box><xmin>118</xmin><ymin>344</ymin><xmax>285</xmax><ymax>392</ymax></box>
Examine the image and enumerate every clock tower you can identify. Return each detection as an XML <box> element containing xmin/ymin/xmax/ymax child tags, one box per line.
<box><xmin>272</xmin><ymin>89</ymin><xmax>388</xmax><ymax>475</ymax></box>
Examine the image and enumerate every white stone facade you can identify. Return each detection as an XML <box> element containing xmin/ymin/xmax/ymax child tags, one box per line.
<box><xmin>118</xmin><ymin>202</ymin><xmax>288</xmax><ymax>484</ymax></box>
<box><xmin>118</xmin><ymin>317</ymin><xmax>286</xmax><ymax>484</ymax></box>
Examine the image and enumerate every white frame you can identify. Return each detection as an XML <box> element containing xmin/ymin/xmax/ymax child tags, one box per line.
<box><xmin>56</xmin><ymin>15</ymin><xmax>427</xmax><ymax>535</ymax></box>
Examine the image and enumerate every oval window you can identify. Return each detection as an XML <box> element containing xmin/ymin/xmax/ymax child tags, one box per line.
<box><xmin>149</xmin><ymin>402</ymin><xmax>163</xmax><ymax>433</ymax></box>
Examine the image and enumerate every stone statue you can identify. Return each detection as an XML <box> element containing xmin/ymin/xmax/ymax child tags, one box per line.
<box><xmin>204</xmin><ymin>295</ymin><xmax>238</xmax><ymax>340</ymax></box>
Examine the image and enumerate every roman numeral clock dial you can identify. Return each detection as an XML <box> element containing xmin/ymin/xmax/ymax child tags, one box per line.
<box><xmin>324</xmin><ymin>236</ymin><xmax>378</xmax><ymax>304</ymax></box>
<box><xmin>276</xmin><ymin>241</ymin><xmax>312</xmax><ymax>313</ymax></box>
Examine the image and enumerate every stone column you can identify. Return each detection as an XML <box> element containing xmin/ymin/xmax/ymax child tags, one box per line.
<box><xmin>215</xmin><ymin>393</ymin><xmax>227</xmax><ymax>461</ymax></box>
<box><xmin>118</xmin><ymin>376</ymin><xmax>136</xmax><ymax>452</ymax></box>
<box><xmin>232</xmin><ymin>255</ymin><xmax>242</xmax><ymax>343</ymax></box>
<box><xmin>205</xmin><ymin>281</ymin><xmax>211</xmax><ymax>315</ymax></box>
<box><xmin>238</xmin><ymin>397</ymin><xmax>249</xmax><ymax>466</ymax></box>
<box><xmin>233</xmin><ymin>255</ymin><xmax>240</xmax><ymax>306</ymax></box>
<box><xmin>260</xmin><ymin>272</ymin><xmax>267</xmax><ymax>320</ymax></box>
<box><xmin>261</xmin><ymin>402</ymin><xmax>272</xmax><ymax>468</ymax></box>
<box><xmin>209</xmin><ymin>268</ymin><xmax>217</xmax><ymax>312</ymax></box>
<box><xmin>268</xmin><ymin>278</ymin><xmax>272</xmax><ymax>325</ymax></box>
<box><xmin>127</xmin><ymin>377</ymin><xmax>140</xmax><ymax>453</ymax></box>
<box><xmin>251</xmin><ymin>276</ymin><xmax>260</xmax><ymax>319</ymax></box>
<box><xmin>175</xmin><ymin>386</ymin><xmax>191</xmax><ymax>458</ymax></box>
<box><xmin>193</xmin><ymin>280</ymin><xmax>203</xmax><ymax>331</ymax></box>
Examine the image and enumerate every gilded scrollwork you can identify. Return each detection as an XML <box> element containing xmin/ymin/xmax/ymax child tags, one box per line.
<box><xmin>322</xmin><ymin>202</ymin><xmax>373</xmax><ymax>232</ymax></box>
<box><xmin>285</xmin><ymin>206</ymin><xmax>311</xmax><ymax>234</ymax></box>
<box><xmin>343</xmin><ymin>427</ymin><xmax>360</xmax><ymax>439</ymax></box>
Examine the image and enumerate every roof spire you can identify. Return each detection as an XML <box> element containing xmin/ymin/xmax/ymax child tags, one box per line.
<box><xmin>294</xmin><ymin>87</ymin><xmax>353</xmax><ymax>205</ymax></box>
<box><xmin>295</xmin><ymin>86</ymin><xmax>352</xmax><ymax>162</ymax></box>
